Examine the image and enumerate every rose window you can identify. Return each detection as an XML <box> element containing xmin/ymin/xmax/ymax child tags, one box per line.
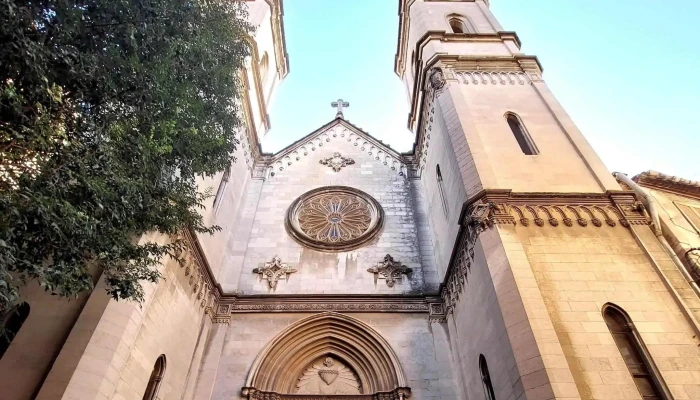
<box><xmin>286</xmin><ymin>187</ymin><xmax>384</xmax><ymax>252</ymax></box>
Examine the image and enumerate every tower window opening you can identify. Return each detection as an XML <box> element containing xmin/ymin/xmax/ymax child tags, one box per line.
<box><xmin>436</xmin><ymin>164</ymin><xmax>449</xmax><ymax>217</ymax></box>
<box><xmin>213</xmin><ymin>166</ymin><xmax>231</xmax><ymax>215</ymax></box>
<box><xmin>479</xmin><ymin>355</ymin><xmax>496</xmax><ymax>400</ymax></box>
<box><xmin>0</xmin><ymin>302</ymin><xmax>30</xmax><ymax>360</ymax></box>
<box><xmin>505</xmin><ymin>112</ymin><xmax>539</xmax><ymax>155</ymax></box>
<box><xmin>447</xmin><ymin>15</ymin><xmax>475</xmax><ymax>34</ymax></box>
<box><xmin>603</xmin><ymin>304</ymin><xmax>669</xmax><ymax>400</ymax></box>
<box><xmin>259</xmin><ymin>51</ymin><xmax>270</xmax><ymax>85</ymax></box>
<box><xmin>142</xmin><ymin>354</ymin><xmax>166</xmax><ymax>400</ymax></box>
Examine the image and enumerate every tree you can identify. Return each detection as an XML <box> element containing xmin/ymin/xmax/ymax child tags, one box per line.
<box><xmin>0</xmin><ymin>0</ymin><xmax>251</xmax><ymax>311</ymax></box>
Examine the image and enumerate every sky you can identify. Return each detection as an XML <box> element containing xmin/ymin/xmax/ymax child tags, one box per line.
<box><xmin>261</xmin><ymin>0</ymin><xmax>700</xmax><ymax>181</ymax></box>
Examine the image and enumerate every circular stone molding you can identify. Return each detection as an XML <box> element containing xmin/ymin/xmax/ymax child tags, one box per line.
<box><xmin>285</xmin><ymin>186</ymin><xmax>384</xmax><ymax>252</ymax></box>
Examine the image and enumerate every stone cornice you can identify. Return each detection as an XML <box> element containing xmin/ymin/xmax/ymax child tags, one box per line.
<box><xmin>634</xmin><ymin>170</ymin><xmax>700</xmax><ymax>201</ymax></box>
<box><xmin>219</xmin><ymin>294</ymin><xmax>434</xmax><ymax>314</ymax></box>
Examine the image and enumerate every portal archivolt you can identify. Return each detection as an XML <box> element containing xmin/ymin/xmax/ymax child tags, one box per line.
<box><xmin>242</xmin><ymin>313</ymin><xmax>411</xmax><ymax>399</ymax></box>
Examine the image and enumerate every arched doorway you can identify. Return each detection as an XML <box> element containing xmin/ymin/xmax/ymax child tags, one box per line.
<box><xmin>242</xmin><ymin>313</ymin><xmax>411</xmax><ymax>399</ymax></box>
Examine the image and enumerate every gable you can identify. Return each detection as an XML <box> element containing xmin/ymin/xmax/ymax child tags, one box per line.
<box><xmin>261</xmin><ymin>118</ymin><xmax>408</xmax><ymax>178</ymax></box>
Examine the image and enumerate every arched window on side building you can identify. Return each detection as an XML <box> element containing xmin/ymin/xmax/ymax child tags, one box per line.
<box><xmin>436</xmin><ymin>164</ymin><xmax>449</xmax><ymax>217</ymax></box>
<box><xmin>603</xmin><ymin>303</ymin><xmax>670</xmax><ymax>400</ymax></box>
<box><xmin>142</xmin><ymin>354</ymin><xmax>166</xmax><ymax>400</ymax></box>
<box><xmin>479</xmin><ymin>354</ymin><xmax>496</xmax><ymax>400</ymax></box>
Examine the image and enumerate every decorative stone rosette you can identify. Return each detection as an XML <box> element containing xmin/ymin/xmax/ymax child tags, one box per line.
<box><xmin>285</xmin><ymin>186</ymin><xmax>384</xmax><ymax>252</ymax></box>
<box><xmin>319</xmin><ymin>152</ymin><xmax>355</xmax><ymax>172</ymax></box>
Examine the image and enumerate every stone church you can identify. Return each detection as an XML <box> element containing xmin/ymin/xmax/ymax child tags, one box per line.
<box><xmin>2</xmin><ymin>1</ymin><xmax>700</xmax><ymax>399</ymax></box>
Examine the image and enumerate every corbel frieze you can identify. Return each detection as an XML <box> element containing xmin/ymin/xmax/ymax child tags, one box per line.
<box><xmin>171</xmin><ymin>229</ymin><xmax>221</xmax><ymax>321</ymax></box>
<box><xmin>441</xmin><ymin>199</ymin><xmax>496</xmax><ymax>313</ymax></box>
<box><xmin>219</xmin><ymin>295</ymin><xmax>431</xmax><ymax>314</ymax></box>
<box><xmin>462</xmin><ymin>189</ymin><xmax>649</xmax><ymax>228</ymax></box>
<box><xmin>438</xmin><ymin>190</ymin><xmax>650</xmax><ymax>313</ymax></box>
<box><xmin>411</xmin><ymin>67</ymin><xmax>444</xmax><ymax>175</ymax></box>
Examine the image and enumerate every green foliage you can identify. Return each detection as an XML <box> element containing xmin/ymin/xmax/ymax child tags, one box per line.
<box><xmin>0</xmin><ymin>0</ymin><xmax>251</xmax><ymax>310</ymax></box>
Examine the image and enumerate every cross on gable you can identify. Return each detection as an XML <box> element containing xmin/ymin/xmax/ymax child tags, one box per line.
<box><xmin>331</xmin><ymin>98</ymin><xmax>349</xmax><ymax>118</ymax></box>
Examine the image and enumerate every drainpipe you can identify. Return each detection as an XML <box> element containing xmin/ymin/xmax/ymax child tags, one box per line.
<box><xmin>613</xmin><ymin>172</ymin><xmax>700</xmax><ymax>296</ymax></box>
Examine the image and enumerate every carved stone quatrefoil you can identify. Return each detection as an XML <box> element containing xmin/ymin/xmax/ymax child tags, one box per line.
<box><xmin>320</xmin><ymin>152</ymin><xmax>355</xmax><ymax>172</ymax></box>
<box><xmin>367</xmin><ymin>254</ymin><xmax>412</xmax><ymax>287</ymax></box>
<box><xmin>252</xmin><ymin>256</ymin><xmax>297</xmax><ymax>290</ymax></box>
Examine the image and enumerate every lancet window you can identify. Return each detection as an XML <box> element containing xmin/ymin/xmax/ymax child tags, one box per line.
<box><xmin>213</xmin><ymin>166</ymin><xmax>231</xmax><ymax>215</ymax></box>
<box><xmin>603</xmin><ymin>304</ymin><xmax>669</xmax><ymax>400</ymax></box>
<box><xmin>505</xmin><ymin>112</ymin><xmax>539</xmax><ymax>155</ymax></box>
<box><xmin>436</xmin><ymin>164</ymin><xmax>449</xmax><ymax>217</ymax></box>
<box><xmin>479</xmin><ymin>355</ymin><xmax>496</xmax><ymax>400</ymax></box>
<box><xmin>142</xmin><ymin>354</ymin><xmax>166</xmax><ymax>400</ymax></box>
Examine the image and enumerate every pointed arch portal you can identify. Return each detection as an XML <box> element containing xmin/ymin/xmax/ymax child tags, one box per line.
<box><xmin>242</xmin><ymin>313</ymin><xmax>411</xmax><ymax>399</ymax></box>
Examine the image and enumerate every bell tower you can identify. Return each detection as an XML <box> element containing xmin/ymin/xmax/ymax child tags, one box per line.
<box><xmin>396</xmin><ymin>0</ymin><xmax>618</xmax><ymax>194</ymax></box>
<box><xmin>397</xmin><ymin>2</ymin><xmax>700</xmax><ymax>400</ymax></box>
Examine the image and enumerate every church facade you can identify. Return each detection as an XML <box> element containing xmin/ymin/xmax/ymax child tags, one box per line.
<box><xmin>2</xmin><ymin>1</ymin><xmax>700</xmax><ymax>400</ymax></box>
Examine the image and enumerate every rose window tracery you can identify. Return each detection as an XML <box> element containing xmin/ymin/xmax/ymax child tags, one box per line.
<box><xmin>286</xmin><ymin>187</ymin><xmax>384</xmax><ymax>252</ymax></box>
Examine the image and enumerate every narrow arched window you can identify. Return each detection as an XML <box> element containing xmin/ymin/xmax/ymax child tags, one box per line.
<box><xmin>505</xmin><ymin>112</ymin><xmax>539</xmax><ymax>155</ymax></box>
<box><xmin>213</xmin><ymin>166</ymin><xmax>231</xmax><ymax>215</ymax></box>
<box><xmin>0</xmin><ymin>302</ymin><xmax>30</xmax><ymax>360</ymax></box>
<box><xmin>436</xmin><ymin>165</ymin><xmax>448</xmax><ymax>217</ymax></box>
<box><xmin>479</xmin><ymin>354</ymin><xmax>496</xmax><ymax>400</ymax></box>
<box><xmin>448</xmin><ymin>14</ymin><xmax>475</xmax><ymax>34</ymax></box>
<box><xmin>142</xmin><ymin>355</ymin><xmax>166</xmax><ymax>400</ymax></box>
<box><xmin>603</xmin><ymin>304</ymin><xmax>669</xmax><ymax>400</ymax></box>
<box><xmin>259</xmin><ymin>51</ymin><xmax>270</xmax><ymax>84</ymax></box>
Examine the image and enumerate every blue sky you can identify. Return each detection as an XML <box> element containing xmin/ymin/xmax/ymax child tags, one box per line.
<box><xmin>262</xmin><ymin>0</ymin><xmax>699</xmax><ymax>180</ymax></box>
